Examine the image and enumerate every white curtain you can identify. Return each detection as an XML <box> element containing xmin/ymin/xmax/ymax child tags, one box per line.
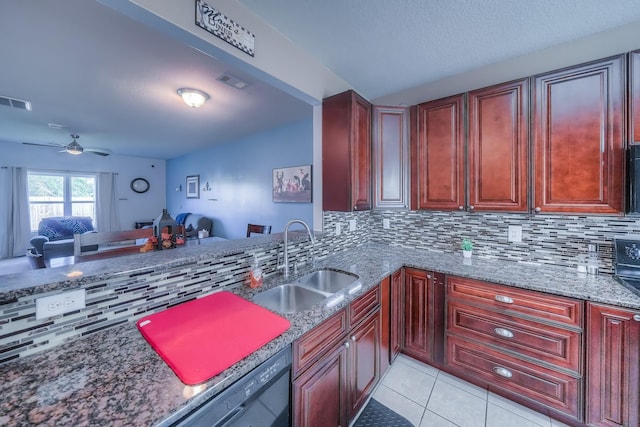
<box><xmin>96</xmin><ymin>172</ymin><xmax>121</xmax><ymax>232</ymax></box>
<box><xmin>0</xmin><ymin>167</ymin><xmax>32</xmax><ymax>258</ymax></box>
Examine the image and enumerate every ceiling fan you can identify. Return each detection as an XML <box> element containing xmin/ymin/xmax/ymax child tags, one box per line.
<box><xmin>22</xmin><ymin>134</ymin><xmax>112</xmax><ymax>156</ymax></box>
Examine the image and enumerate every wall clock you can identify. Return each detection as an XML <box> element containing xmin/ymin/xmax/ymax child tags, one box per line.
<box><xmin>130</xmin><ymin>177</ymin><xmax>150</xmax><ymax>194</ymax></box>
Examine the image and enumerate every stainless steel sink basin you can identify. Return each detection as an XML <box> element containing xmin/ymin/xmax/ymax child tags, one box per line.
<box><xmin>253</xmin><ymin>284</ymin><xmax>327</xmax><ymax>314</ymax></box>
<box><xmin>297</xmin><ymin>269</ymin><xmax>360</xmax><ymax>294</ymax></box>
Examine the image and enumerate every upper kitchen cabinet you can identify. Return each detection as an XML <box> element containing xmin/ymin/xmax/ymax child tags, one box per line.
<box><xmin>631</xmin><ymin>50</ymin><xmax>640</xmax><ymax>145</ymax></box>
<box><xmin>323</xmin><ymin>90</ymin><xmax>372</xmax><ymax>212</ymax></box>
<box><xmin>533</xmin><ymin>55</ymin><xmax>625</xmax><ymax>214</ymax></box>
<box><xmin>410</xmin><ymin>94</ymin><xmax>465</xmax><ymax>210</ymax></box>
<box><xmin>468</xmin><ymin>79</ymin><xmax>529</xmax><ymax>212</ymax></box>
<box><xmin>372</xmin><ymin>106</ymin><xmax>410</xmax><ymax>209</ymax></box>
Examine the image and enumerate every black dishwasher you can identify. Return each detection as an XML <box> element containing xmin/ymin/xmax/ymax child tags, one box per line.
<box><xmin>170</xmin><ymin>345</ymin><xmax>291</xmax><ymax>427</ymax></box>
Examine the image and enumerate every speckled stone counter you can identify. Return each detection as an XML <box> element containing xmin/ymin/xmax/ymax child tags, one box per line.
<box><xmin>2</xmin><ymin>243</ymin><xmax>639</xmax><ymax>426</ymax></box>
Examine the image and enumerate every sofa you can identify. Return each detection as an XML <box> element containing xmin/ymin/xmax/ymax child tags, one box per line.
<box><xmin>30</xmin><ymin>216</ymin><xmax>95</xmax><ymax>261</ymax></box>
<box><xmin>177</xmin><ymin>213</ymin><xmax>213</xmax><ymax>239</ymax></box>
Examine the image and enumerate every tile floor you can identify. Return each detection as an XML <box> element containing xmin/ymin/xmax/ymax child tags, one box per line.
<box><xmin>357</xmin><ymin>354</ymin><xmax>571</xmax><ymax>427</ymax></box>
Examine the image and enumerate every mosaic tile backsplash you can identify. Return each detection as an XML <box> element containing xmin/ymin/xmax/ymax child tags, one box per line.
<box><xmin>2</xmin><ymin>207</ymin><xmax>639</xmax><ymax>365</ymax></box>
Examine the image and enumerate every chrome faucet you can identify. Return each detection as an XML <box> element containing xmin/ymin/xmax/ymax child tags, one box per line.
<box><xmin>280</xmin><ymin>219</ymin><xmax>315</xmax><ymax>279</ymax></box>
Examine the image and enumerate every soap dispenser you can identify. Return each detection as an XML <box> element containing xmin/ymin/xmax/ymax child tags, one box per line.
<box><xmin>249</xmin><ymin>256</ymin><xmax>263</xmax><ymax>288</ymax></box>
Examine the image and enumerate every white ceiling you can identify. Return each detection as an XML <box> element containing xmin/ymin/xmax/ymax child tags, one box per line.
<box><xmin>2</xmin><ymin>0</ymin><xmax>640</xmax><ymax>160</ymax></box>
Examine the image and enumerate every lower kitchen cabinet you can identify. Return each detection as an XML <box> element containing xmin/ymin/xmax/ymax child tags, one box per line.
<box><xmin>445</xmin><ymin>275</ymin><xmax>584</xmax><ymax>424</ymax></box>
<box><xmin>390</xmin><ymin>269</ymin><xmax>403</xmax><ymax>361</ymax></box>
<box><xmin>586</xmin><ymin>302</ymin><xmax>640</xmax><ymax>427</ymax></box>
<box><xmin>403</xmin><ymin>268</ymin><xmax>445</xmax><ymax>367</ymax></box>
<box><xmin>292</xmin><ymin>285</ymin><xmax>381</xmax><ymax>427</ymax></box>
<box><xmin>380</xmin><ymin>275</ymin><xmax>391</xmax><ymax>375</ymax></box>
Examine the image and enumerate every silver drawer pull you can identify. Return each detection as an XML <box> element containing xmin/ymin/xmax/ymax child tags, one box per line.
<box><xmin>494</xmin><ymin>328</ymin><xmax>514</xmax><ymax>338</ymax></box>
<box><xmin>493</xmin><ymin>367</ymin><xmax>513</xmax><ymax>378</ymax></box>
<box><xmin>494</xmin><ymin>295</ymin><xmax>514</xmax><ymax>304</ymax></box>
<box><xmin>633</xmin><ymin>315</ymin><xmax>640</xmax><ymax>322</ymax></box>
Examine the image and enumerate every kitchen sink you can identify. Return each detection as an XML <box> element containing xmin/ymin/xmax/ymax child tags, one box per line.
<box><xmin>252</xmin><ymin>284</ymin><xmax>328</xmax><ymax>314</ymax></box>
<box><xmin>297</xmin><ymin>269</ymin><xmax>361</xmax><ymax>294</ymax></box>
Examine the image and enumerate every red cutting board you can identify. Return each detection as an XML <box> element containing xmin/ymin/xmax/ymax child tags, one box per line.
<box><xmin>136</xmin><ymin>291</ymin><xmax>290</xmax><ymax>385</ymax></box>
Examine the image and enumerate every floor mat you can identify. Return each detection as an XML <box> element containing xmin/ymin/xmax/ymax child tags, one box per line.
<box><xmin>353</xmin><ymin>398</ymin><xmax>414</xmax><ymax>427</ymax></box>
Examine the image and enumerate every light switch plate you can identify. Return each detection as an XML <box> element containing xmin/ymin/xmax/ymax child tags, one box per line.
<box><xmin>349</xmin><ymin>219</ymin><xmax>356</xmax><ymax>231</ymax></box>
<box><xmin>36</xmin><ymin>289</ymin><xmax>86</xmax><ymax>320</ymax></box>
<box><xmin>383</xmin><ymin>218</ymin><xmax>390</xmax><ymax>229</ymax></box>
<box><xmin>508</xmin><ymin>225</ymin><xmax>522</xmax><ymax>243</ymax></box>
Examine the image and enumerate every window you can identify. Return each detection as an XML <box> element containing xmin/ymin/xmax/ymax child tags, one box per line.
<box><xmin>28</xmin><ymin>171</ymin><xmax>96</xmax><ymax>232</ymax></box>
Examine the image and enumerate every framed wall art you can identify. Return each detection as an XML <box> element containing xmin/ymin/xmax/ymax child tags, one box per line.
<box><xmin>186</xmin><ymin>175</ymin><xmax>200</xmax><ymax>199</ymax></box>
<box><xmin>273</xmin><ymin>165</ymin><xmax>312</xmax><ymax>203</ymax></box>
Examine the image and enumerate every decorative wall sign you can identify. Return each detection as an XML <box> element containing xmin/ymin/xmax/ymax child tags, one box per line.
<box><xmin>186</xmin><ymin>175</ymin><xmax>200</xmax><ymax>199</ymax></box>
<box><xmin>273</xmin><ymin>165</ymin><xmax>312</xmax><ymax>203</ymax></box>
<box><xmin>195</xmin><ymin>0</ymin><xmax>255</xmax><ymax>57</ymax></box>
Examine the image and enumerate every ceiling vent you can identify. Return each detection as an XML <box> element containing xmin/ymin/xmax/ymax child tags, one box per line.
<box><xmin>217</xmin><ymin>74</ymin><xmax>248</xmax><ymax>90</ymax></box>
<box><xmin>0</xmin><ymin>95</ymin><xmax>32</xmax><ymax>111</ymax></box>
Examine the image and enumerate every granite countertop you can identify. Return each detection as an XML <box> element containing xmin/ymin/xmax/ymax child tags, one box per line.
<box><xmin>2</xmin><ymin>244</ymin><xmax>639</xmax><ymax>426</ymax></box>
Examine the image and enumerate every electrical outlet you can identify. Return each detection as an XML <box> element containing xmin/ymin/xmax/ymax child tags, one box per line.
<box><xmin>36</xmin><ymin>289</ymin><xmax>86</xmax><ymax>320</ymax></box>
<box><xmin>335</xmin><ymin>223</ymin><xmax>341</xmax><ymax>235</ymax></box>
<box><xmin>508</xmin><ymin>225</ymin><xmax>522</xmax><ymax>243</ymax></box>
<box><xmin>349</xmin><ymin>219</ymin><xmax>356</xmax><ymax>232</ymax></box>
<box><xmin>383</xmin><ymin>218</ymin><xmax>390</xmax><ymax>229</ymax></box>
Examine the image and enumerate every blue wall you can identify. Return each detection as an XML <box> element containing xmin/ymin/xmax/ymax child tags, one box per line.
<box><xmin>166</xmin><ymin>119</ymin><xmax>313</xmax><ymax>239</ymax></box>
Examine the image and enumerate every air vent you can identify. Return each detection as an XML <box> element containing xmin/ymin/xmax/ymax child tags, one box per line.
<box><xmin>217</xmin><ymin>74</ymin><xmax>248</xmax><ymax>90</ymax></box>
<box><xmin>0</xmin><ymin>95</ymin><xmax>32</xmax><ymax>111</ymax></box>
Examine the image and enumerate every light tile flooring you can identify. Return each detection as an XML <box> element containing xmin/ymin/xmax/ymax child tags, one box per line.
<box><xmin>357</xmin><ymin>354</ymin><xmax>571</xmax><ymax>427</ymax></box>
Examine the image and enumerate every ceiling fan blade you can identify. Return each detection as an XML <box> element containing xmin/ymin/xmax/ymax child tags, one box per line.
<box><xmin>85</xmin><ymin>148</ymin><xmax>111</xmax><ymax>156</ymax></box>
<box><xmin>22</xmin><ymin>142</ymin><xmax>65</xmax><ymax>148</ymax></box>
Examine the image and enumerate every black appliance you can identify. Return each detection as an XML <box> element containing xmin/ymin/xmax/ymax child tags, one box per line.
<box><xmin>167</xmin><ymin>345</ymin><xmax>291</xmax><ymax>427</ymax></box>
<box><xmin>613</xmin><ymin>237</ymin><xmax>640</xmax><ymax>298</ymax></box>
<box><xmin>627</xmin><ymin>145</ymin><xmax>640</xmax><ymax>213</ymax></box>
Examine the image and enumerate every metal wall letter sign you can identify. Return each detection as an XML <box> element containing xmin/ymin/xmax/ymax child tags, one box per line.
<box><xmin>195</xmin><ymin>0</ymin><xmax>255</xmax><ymax>57</ymax></box>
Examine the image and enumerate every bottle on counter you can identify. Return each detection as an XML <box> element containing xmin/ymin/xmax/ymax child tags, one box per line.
<box><xmin>249</xmin><ymin>256</ymin><xmax>263</xmax><ymax>288</ymax></box>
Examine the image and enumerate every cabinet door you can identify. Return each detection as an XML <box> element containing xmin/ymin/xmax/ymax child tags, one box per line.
<box><xmin>390</xmin><ymin>269</ymin><xmax>403</xmax><ymax>360</ymax></box>
<box><xmin>293</xmin><ymin>341</ymin><xmax>349</xmax><ymax>427</ymax></box>
<box><xmin>411</xmin><ymin>94</ymin><xmax>465</xmax><ymax>210</ymax></box>
<box><xmin>348</xmin><ymin>311</ymin><xmax>381</xmax><ymax>419</ymax></box>
<box><xmin>586</xmin><ymin>303</ymin><xmax>640</xmax><ymax>427</ymax></box>
<box><xmin>379</xmin><ymin>276</ymin><xmax>391</xmax><ymax>375</ymax></box>
<box><xmin>372</xmin><ymin>106</ymin><xmax>409</xmax><ymax>209</ymax></box>
<box><xmin>533</xmin><ymin>55</ymin><xmax>625</xmax><ymax>214</ymax></box>
<box><xmin>631</xmin><ymin>50</ymin><xmax>640</xmax><ymax>145</ymax></box>
<box><xmin>322</xmin><ymin>90</ymin><xmax>372</xmax><ymax>212</ymax></box>
<box><xmin>468</xmin><ymin>79</ymin><xmax>529</xmax><ymax>212</ymax></box>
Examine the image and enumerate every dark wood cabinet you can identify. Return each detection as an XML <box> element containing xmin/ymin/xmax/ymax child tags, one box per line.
<box><xmin>379</xmin><ymin>275</ymin><xmax>391</xmax><ymax>375</ymax></box>
<box><xmin>631</xmin><ymin>50</ymin><xmax>640</xmax><ymax>145</ymax></box>
<box><xmin>586</xmin><ymin>303</ymin><xmax>640</xmax><ymax>427</ymax></box>
<box><xmin>390</xmin><ymin>269</ymin><xmax>403</xmax><ymax>361</ymax></box>
<box><xmin>372</xmin><ymin>106</ymin><xmax>409</xmax><ymax>209</ymax></box>
<box><xmin>410</xmin><ymin>94</ymin><xmax>465</xmax><ymax>211</ymax></box>
<box><xmin>322</xmin><ymin>90</ymin><xmax>372</xmax><ymax>212</ymax></box>
<box><xmin>533</xmin><ymin>54</ymin><xmax>625</xmax><ymax>214</ymax></box>
<box><xmin>445</xmin><ymin>276</ymin><xmax>584</xmax><ymax>423</ymax></box>
<box><xmin>468</xmin><ymin>79</ymin><xmax>529</xmax><ymax>212</ymax></box>
<box><xmin>348</xmin><ymin>311</ymin><xmax>381</xmax><ymax>419</ymax></box>
<box><xmin>402</xmin><ymin>268</ymin><xmax>445</xmax><ymax>366</ymax></box>
<box><xmin>292</xmin><ymin>285</ymin><xmax>380</xmax><ymax>426</ymax></box>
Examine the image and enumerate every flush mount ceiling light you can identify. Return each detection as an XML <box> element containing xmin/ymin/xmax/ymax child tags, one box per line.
<box><xmin>177</xmin><ymin>88</ymin><xmax>210</xmax><ymax>108</ymax></box>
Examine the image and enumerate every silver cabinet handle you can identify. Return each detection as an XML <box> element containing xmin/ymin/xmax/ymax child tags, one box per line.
<box><xmin>427</xmin><ymin>274</ymin><xmax>432</xmax><ymax>279</ymax></box>
<box><xmin>534</xmin><ymin>207</ymin><xmax>541</xmax><ymax>213</ymax></box>
<box><xmin>458</xmin><ymin>206</ymin><xmax>464</xmax><ymax>210</ymax></box>
<box><xmin>494</xmin><ymin>295</ymin><xmax>514</xmax><ymax>304</ymax></box>
<box><xmin>633</xmin><ymin>315</ymin><xmax>640</xmax><ymax>321</ymax></box>
<box><xmin>494</xmin><ymin>327</ymin><xmax>514</xmax><ymax>338</ymax></box>
<box><xmin>469</xmin><ymin>205</ymin><xmax>475</xmax><ymax>210</ymax></box>
<box><xmin>344</xmin><ymin>341</ymin><xmax>350</xmax><ymax>348</ymax></box>
<box><xmin>493</xmin><ymin>367</ymin><xmax>513</xmax><ymax>378</ymax></box>
<box><xmin>351</xmin><ymin>336</ymin><xmax>356</xmax><ymax>342</ymax></box>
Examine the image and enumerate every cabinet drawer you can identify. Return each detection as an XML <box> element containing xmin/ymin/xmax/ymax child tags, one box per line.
<box><xmin>447</xmin><ymin>335</ymin><xmax>582</xmax><ymax>420</ymax></box>
<box><xmin>293</xmin><ymin>309</ymin><xmax>348</xmax><ymax>377</ymax></box>
<box><xmin>447</xmin><ymin>276</ymin><xmax>583</xmax><ymax>327</ymax></box>
<box><xmin>448</xmin><ymin>301</ymin><xmax>582</xmax><ymax>372</ymax></box>
<box><xmin>350</xmin><ymin>286</ymin><xmax>380</xmax><ymax>327</ymax></box>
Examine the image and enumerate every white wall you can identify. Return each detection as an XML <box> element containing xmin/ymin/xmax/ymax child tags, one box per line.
<box><xmin>1</xmin><ymin>141</ymin><xmax>166</xmax><ymax>230</ymax></box>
